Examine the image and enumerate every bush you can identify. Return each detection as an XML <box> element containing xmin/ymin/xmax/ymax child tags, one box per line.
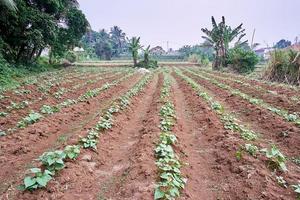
<box><xmin>136</xmin><ymin>60</ymin><xmax>158</xmax><ymax>69</ymax></box>
<box><xmin>226</xmin><ymin>47</ymin><xmax>260</xmax><ymax>74</ymax></box>
<box><xmin>65</xmin><ymin>51</ymin><xmax>77</xmax><ymax>63</ymax></box>
<box><xmin>187</xmin><ymin>54</ymin><xmax>210</xmax><ymax>67</ymax></box>
<box><xmin>263</xmin><ymin>49</ymin><xmax>300</xmax><ymax>85</ymax></box>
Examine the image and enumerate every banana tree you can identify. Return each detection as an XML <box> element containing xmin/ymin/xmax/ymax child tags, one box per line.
<box><xmin>129</xmin><ymin>37</ymin><xmax>142</xmax><ymax>67</ymax></box>
<box><xmin>201</xmin><ymin>16</ymin><xmax>247</xmax><ymax>70</ymax></box>
<box><xmin>144</xmin><ymin>45</ymin><xmax>151</xmax><ymax>65</ymax></box>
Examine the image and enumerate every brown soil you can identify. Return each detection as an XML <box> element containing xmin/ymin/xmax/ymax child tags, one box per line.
<box><xmin>198</xmin><ymin>69</ymin><xmax>300</xmax><ymax>114</ymax></box>
<box><xmin>0</xmin><ymin>73</ymin><xmax>142</xmax><ymax>198</ymax></box>
<box><xmin>8</xmin><ymin>72</ymin><xmax>162</xmax><ymax>200</ymax></box>
<box><xmin>1</xmin><ymin>67</ymin><xmax>299</xmax><ymax>200</ymax></box>
<box><xmin>172</xmin><ymin>72</ymin><xmax>296</xmax><ymax>200</ymax></box>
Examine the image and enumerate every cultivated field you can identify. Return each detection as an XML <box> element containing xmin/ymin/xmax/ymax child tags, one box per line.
<box><xmin>0</xmin><ymin>65</ymin><xmax>300</xmax><ymax>199</ymax></box>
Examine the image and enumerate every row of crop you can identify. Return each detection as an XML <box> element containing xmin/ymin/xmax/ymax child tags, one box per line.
<box><xmin>154</xmin><ymin>71</ymin><xmax>186</xmax><ymax>200</ymax></box>
<box><xmin>0</xmin><ymin>69</ymin><xmax>115</xmax><ymax>115</ymax></box>
<box><xmin>185</xmin><ymin>69</ymin><xmax>300</xmax><ymax>127</ymax></box>
<box><xmin>175</xmin><ymin>68</ymin><xmax>300</xmax><ymax>198</ymax></box>
<box><xmin>197</xmin><ymin>67</ymin><xmax>300</xmax><ymax>93</ymax></box>
<box><xmin>0</xmin><ymin>70</ymin><xmax>135</xmax><ymax>136</ymax></box>
<box><xmin>20</xmin><ymin>72</ymin><xmax>154</xmax><ymax>191</ymax></box>
<box><xmin>195</xmin><ymin>68</ymin><xmax>300</xmax><ymax>103</ymax></box>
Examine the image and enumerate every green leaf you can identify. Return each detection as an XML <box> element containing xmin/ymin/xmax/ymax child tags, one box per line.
<box><xmin>154</xmin><ymin>188</ymin><xmax>165</xmax><ymax>199</ymax></box>
<box><xmin>24</xmin><ymin>177</ymin><xmax>36</xmax><ymax>188</ymax></box>
<box><xmin>30</xmin><ymin>168</ymin><xmax>41</xmax><ymax>173</ymax></box>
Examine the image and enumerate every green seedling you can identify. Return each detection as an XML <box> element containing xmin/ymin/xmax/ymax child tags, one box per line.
<box><xmin>17</xmin><ymin>112</ymin><xmax>43</xmax><ymax>128</ymax></box>
<box><xmin>39</xmin><ymin>150</ymin><xmax>66</xmax><ymax>172</ymax></box>
<box><xmin>20</xmin><ymin>168</ymin><xmax>53</xmax><ymax>191</ymax></box>
<box><xmin>261</xmin><ymin>145</ymin><xmax>287</xmax><ymax>172</ymax></box>
<box><xmin>64</xmin><ymin>145</ymin><xmax>81</xmax><ymax>160</ymax></box>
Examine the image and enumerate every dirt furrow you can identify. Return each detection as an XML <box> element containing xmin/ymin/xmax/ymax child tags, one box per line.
<box><xmin>183</xmin><ymin>71</ymin><xmax>300</xmax><ymax>156</ymax></box>
<box><xmin>172</xmin><ymin>72</ymin><xmax>296</xmax><ymax>199</ymax></box>
<box><xmin>0</xmin><ymin>74</ymin><xmax>142</xmax><ymax>197</ymax></box>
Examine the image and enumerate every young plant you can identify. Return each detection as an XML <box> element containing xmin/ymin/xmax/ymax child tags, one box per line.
<box><xmin>276</xmin><ymin>176</ymin><xmax>287</xmax><ymax>188</ymax></box>
<box><xmin>40</xmin><ymin>105</ymin><xmax>60</xmax><ymax>114</ymax></box>
<box><xmin>261</xmin><ymin>145</ymin><xmax>287</xmax><ymax>172</ymax></box>
<box><xmin>79</xmin><ymin>130</ymin><xmax>99</xmax><ymax>150</ymax></box>
<box><xmin>244</xmin><ymin>144</ymin><xmax>258</xmax><ymax>156</ymax></box>
<box><xmin>95</xmin><ymin>113</ymin><xmax>114</xmax><ymax>131</ymax></box>
<box><xmin>292</xmin><ymin>183</ymin><xmax>300</xmax><ymax>199</ymax></box>
<box><xmin>240</xmin><ymin>129</ymin><xmax>258</xmax><ymax>141</ymax></box>
<box><xmin>20</xmin><ymin>168</ymin><xmax>53</xmax><ymax>191</ymax></box>
<box><xmin>0</xmin><ymin>130</ymin><xmax>6</xmax><ymax>136</ymax></box>
<box><xmin>64</xmin><ymin>145</ymin><xmax>81</xmax><ymax>160</ymax></box>
<box><xmin>17</xmin><ymin>112</ymin><xmax>43</xmax><ymax>128</ymax></box>
<box><xmin>39</xmin><ymin>150</ymin><xmax>66</xmax><ymax>172</ymax></box>
<box><xmin>0</xmin><ymin>112</ymin><xmax>8</xmax><ymax>117</ymax></box>
<box><xmin>211</xmin><ymin>102</ymin><xmax>224</xmax><ymax>113</ymax></box>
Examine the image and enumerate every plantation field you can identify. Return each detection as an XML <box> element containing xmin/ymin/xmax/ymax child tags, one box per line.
<box><xmin>0</xmin><ymin>65</ymin><xmax>300</xmax><ymax>200</ymax></box>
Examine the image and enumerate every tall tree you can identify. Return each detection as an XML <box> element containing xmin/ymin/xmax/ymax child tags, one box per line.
<box><xmin>201</xmin><ymin>16</ymin><xmax>247</xmax><ymax>70</ymax></box>
<box><xmin>0</xmin><ymin>0</ymin><xmax>89</xmax><ymax>64</ymax></box>
<box><xmin>0</xmin><ymin>0</ymin><xmax>17</xmax><ymax>11</ymax></box>
<box><xmin>110</xmin><ymin>26</ymin><xmax>126</xmax><ymax>57</ymax></box>
<box><xmin>129</xmin><ymin>37</ymin><xmax>142</xmax><ymax>67</ymax></box>
<box><xmin>274</xmin><ymin>39</ymin><xmax>292</xmax><ymax>49</ymax></box>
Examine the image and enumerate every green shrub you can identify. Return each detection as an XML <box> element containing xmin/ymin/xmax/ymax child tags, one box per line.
<box><xmin>136</xmin><ymin>60</ymin><xmax>158</xmax><ymax>69</ymax></box>
<box><xmin>263</xmin><ymin>49</ymin><xmax>300</xmax><ymax>85</ymax></box>
<box><xmin>226</xmin><ymin>47</ymin><xmax>259</xmax><ymax>74</ymax></box>
<box><xmin>65</xmin><ymin>51</ymin><xmax>77</xmax><ymax>63</ymax></box>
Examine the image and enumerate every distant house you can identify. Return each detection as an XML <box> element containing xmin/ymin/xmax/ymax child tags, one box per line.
<box><xmin>150</xmin><ymin>46</ymin><xmax>166</xmax><ymax>55</ymax></box>
<box><xmin>254</xmin><ymin>47</ymin><xmax>274</xmax><ymax>60</ymax></box>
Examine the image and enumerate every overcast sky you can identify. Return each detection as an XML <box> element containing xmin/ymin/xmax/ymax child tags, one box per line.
<box><xmin>78</xmin><ymin>0</ymin><xmax>300</xmax><ymax>50</ymax></box>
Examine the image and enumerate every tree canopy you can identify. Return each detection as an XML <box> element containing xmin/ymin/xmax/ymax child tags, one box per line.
<box><xmin>81</xmin><ymin>26</ymin><xmax>129</xmax><ymax>60</ymax></box>
<box><xmin>0</xmin><ymin>0</ymin><xmax>89</xmax><ymax>64</ymax></box>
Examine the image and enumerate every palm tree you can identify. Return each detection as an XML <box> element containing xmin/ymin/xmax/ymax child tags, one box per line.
<box><xmin>201</xmin><ymin>16</ymin><xmax>247</xmax><ymax>70</ymax></box>
<box><xmin>0</xmin><ymin>0</ymin><xmax>17</xmax><ymax>11</ymax></box>
<box><xmin>129</xmin><ymin>37</ymin><xmax>142</xmax><ymax>67</ymax></box>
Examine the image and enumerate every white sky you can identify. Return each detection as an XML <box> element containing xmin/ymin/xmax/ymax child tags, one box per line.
<box><xmin>78</xmin><ymin>0</ymin><xmax>300</xmax><ymax>50</ymax></box>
